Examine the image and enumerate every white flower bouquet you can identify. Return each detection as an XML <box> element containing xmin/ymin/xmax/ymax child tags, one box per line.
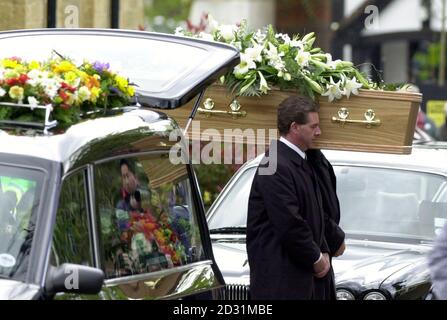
<box><xmin>176</xmin><ymin>16</ymin><xmax>401</xmax><ymax>102</ymax></box>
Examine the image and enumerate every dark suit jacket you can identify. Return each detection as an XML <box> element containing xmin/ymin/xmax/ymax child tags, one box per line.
<box><xmin>246</xmin><ymin>140</ymin><xmax>330</xmax><ymax>300</ymax></box>
<box><xmin>306</xmin><ymin>149</ymin><xmax>345</xmax><ymax>255</ymax></box>
<box><xmin>306</xmin><ymin>149</ymin><xmax>346</xmax><ymax>300</ymax></box>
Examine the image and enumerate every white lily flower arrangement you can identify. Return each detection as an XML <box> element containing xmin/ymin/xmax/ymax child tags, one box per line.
<box><xmin>176</xmin><ymin>17</ymin><xmax>382</xmax><ymax>102</ymax></box>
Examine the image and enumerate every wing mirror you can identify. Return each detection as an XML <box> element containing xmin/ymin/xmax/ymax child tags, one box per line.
<box><xmin>45</xmin><ymin>263</ymin><xmax>104</xmax><ymax>295</ymax></box>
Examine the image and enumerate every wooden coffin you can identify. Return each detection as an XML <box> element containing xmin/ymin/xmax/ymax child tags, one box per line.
<box><xmin>157</xmin><ymin>85</ymin><xmax>422</xmax><ymax>154</ymax></box>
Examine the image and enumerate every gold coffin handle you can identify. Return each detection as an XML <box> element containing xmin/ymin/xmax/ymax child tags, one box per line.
<box><xmin>198</xmin><ymin>98</ymin><xmax>247</xmax><ymax>119</ymax></box>
<box><xmin>331</xmin><ymin>107</ymin><xmax>381</xmax><ymax>128</ymax></box>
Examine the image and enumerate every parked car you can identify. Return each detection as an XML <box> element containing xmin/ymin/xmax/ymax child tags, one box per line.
<box><xmin>0</xmin><ymin>29</ymin><xmax>239</xmax><ymax>299</ymax></box>
<box><xmin>207</xmin><ymin>145</ymin><xmax>447</xmax><ymax>300</ymax></box>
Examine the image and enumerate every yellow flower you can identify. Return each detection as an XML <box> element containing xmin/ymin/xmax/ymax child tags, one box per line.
<box><xmin>114</xmin><ymin>75</ymin><xmax>129</xmax><ymax>92</ymax></box>
<box><xmin>29</xmin><ymin>61</ymin><xmax>41</xmax><ymax>70</ymax></box>
<box><xmin>2</xmin><ymin>59</ymin><xmax>19</xmax><ymax>69</ymax></box>
<box><xmin>76</xmin><ymin>70</ymin><xmax>89</xmax><ymax>82</ymax></box>
<box><xmin>9</xmin><ymin>86</ymin><xmax>24</xmax><ymax>101</ymax></box>
<box><xmin>64</xmin><ymin>71</ymin><xmax>79</xmax><ymax>85</ymax></box>
<box><xmin>90</xmin><ymin>87</ymin><xmax>101</xmax><ymax>102</ymax></box>
<box><xmin>127</xmin><ymin>86</ymin><xmax>135</xmax><ymax>97</ymax></box>
<box><xmin>53</xmin><ymin>60</ymin><xmax>76</xmax><ymax>73</ymax></box>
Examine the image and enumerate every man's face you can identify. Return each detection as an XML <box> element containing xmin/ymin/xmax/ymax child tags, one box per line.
<box><xmin>296</xmin><ymin>112</ymin><xmax>321</xmax><ymax>150</ymax></box>
<box><xmin>121</xmin><ymin>164</ymin><xmax>138</xmax><ymax>193</ymax></box>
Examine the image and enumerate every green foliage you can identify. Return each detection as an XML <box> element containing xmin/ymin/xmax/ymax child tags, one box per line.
<box><xmin>414</xmin><ymin>42</ymin><xmax>445</xmax><ymax>82</ymax></box>
<box><xmin>144</xmin><ymin>0</ymin><xmax>193</xmax><ymax>33</ymax></box>
<box><xmin>194</xmin><ymin>163</ymin><xmax>235</xmax><ymax>210</ymax></box>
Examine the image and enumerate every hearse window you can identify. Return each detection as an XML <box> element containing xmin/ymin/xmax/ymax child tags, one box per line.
<box><xmin>95</xmin><ymin>154</ymin><xmax>204</xmax><ymax>279</ymax></box>
<box><xmin>51</xmin><ymin>171</ymin><xmax>93</xmax><ymax>267</ymax></box>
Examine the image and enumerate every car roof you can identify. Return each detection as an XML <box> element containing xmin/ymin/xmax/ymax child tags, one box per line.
<box><xmin>243</xmin><ymin>145</ymin><xmax>447</xmax><ymax>176</ymax></box>
<box><xmin>0</xmin><ymin>109</ymin><xmax>180</xmax><ymax>174</ymax></box>
<box><xmin>0</xmin><ymin>28</ymin><xmax>240</xmax><ymax>109</ymax></box>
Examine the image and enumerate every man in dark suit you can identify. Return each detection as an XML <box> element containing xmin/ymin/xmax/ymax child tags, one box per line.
<box><xmin>246</xmin><ymin>95</ymin><xmax>344</xmax><ymax>300</ymax></box>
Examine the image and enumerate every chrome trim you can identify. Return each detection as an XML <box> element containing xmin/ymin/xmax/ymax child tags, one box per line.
<box><xmin>37</xmin><ymin>166</ymin><xmax>60</xmax><ymax>288</ymax></box>
<box><xmin>0</xmin><ymin>102</ymin><xmax>57</xmax><ymax>134</ymax></box>
<box><xmin>93</xmin><ymin>150</ymin><xmax>172</xmax><ymax>166</ymax></box>
<box><xmin>87</xmin><ymin>164</ymin><xmax>101</xmax><ymax>268</ymax></box>
<box><xmin>104</xmin><ymin>260</ymin><xmax>213</xmax><ymax>286</ymax></box>
<box><xmin>220</xmin><ymin>284</ymin><xmax>250</xmax><ymax>300</ymax></box>
<box><xmin>331</xmin><ymin>162</ymin><xmax>447</xmax><ymax>179</ymax></box>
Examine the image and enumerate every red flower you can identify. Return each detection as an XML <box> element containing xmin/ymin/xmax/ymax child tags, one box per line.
<box><xmin>61</xmin><ymin>82</ymin><xmax>76</xmax><ymax>92</ymax></box>
<box><xmin>6</xmin><ymin>78</ymin><xmax>19</xmax><ymax>86</ymax></box>
<box><xmin>5</xmin><ymin>75</ymin><xmax>28</xmax><ymax>86</ymax></box>
<box><xmin>59</xmin><ymin>90</ymin><xmax>69</xmax><ymax>101</ymax></box>
<box><xmin>18</xmin><ymin>74</ymin><xmax>29</xmax><ymax>85</ymax></box>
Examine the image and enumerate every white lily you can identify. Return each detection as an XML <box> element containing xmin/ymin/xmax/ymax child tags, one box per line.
<box><xmin>290</xmin><ymin>38</ymin><xmax>304</xmax><ymax>49</ymax></box>
<box><xmin>233</xmin><ymin>53</ymin><xmax>257</xmax><ymax>78</ymax></box>
<box><xmin>233</xmin><ymin>63</ymin><xmax>249</xmax><ymax>78</ymax></box>
<box><xmin>295</xmin><ymin>49</ymin><xmax>311</xmax><ymax>67</ymax></box>
<box><xmin>265</xmin><ymin>42</ymin><xmax>285</xmax><ymax>60</ymax></box>
<box><xmin>245</xmin><ymin>42</ymin><xmax>264</xmax><ymax>63</ymax></box>
<box><xmin>258</xmin><ymin>71</ymin><xmax>270</xmax><ymax>94</ymax></box>
<box><xmin>0</xmin><ymin>87</ymin><xmax>6</xmax><ymax>97</ymax></box>
<box><xmin>219</xmin><ymin>24</ymin><xmax>238</xmax><ymax>42</ymax></box>
<box><xmin>241</xmin><ymin>53</ymin><xmax>257</xmax><ymax>70</ymax></box>
<box><xmin>344</xmin><ymin>76</ymin><xmax>363</xmax><ymax>98</ymax></box>
<box><xmin>276</xmin><ymin>33</ymin><xmax>291</xmax><ymax>44</ymax></box>
<box><xmin>321</xmin><ymin>77</ymin><xmax>345</xmax><ymax>102</ymax></box>
<box><xmin>265</xmin><ymin>42</ymin><xmax>285</xmax><ymax>71</ymax></box>
<box><xmin>325</xmin><ymin>53</ymin><xmax>343</xmax><ymax>69</ymax></box>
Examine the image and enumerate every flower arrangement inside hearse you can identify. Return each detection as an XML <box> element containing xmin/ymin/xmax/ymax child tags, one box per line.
<box><xmin>115</xmin><ymin>206</ymin><xmax>189</xmax><ymax>268</ymax></box>
<box><xmin>0</xmin><ymin>54</ymin><xmax>135</xmax><ymax>128</ymax></box>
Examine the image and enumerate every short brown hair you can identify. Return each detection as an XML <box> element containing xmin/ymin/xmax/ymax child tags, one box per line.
<box><xmin>277</xmin><ymin>95</ymin><xmax>319</xmax><ymax>135</ymax></box>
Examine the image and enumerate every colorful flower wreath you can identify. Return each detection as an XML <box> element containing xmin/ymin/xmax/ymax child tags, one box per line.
<box><xmin>0</xmin><ymin>53</ymin><xmax>135</xmax><ymax>127</ymax></box>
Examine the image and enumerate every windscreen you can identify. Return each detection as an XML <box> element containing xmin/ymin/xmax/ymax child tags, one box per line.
<box><xmin>0</xmin><ymin>165</ymin><xmax>43</xmax><ymax>281</ymax></box>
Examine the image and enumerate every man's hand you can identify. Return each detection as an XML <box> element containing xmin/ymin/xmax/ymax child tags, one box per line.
<box><xmin>313</xmin><ymin>253</ymin><xmax>330</xmax><ymax>278</ymax></box>
<box><xmin>334</xmin><ymin>241</ymin><xmax>346</xmax><ymax>257</ymax></box>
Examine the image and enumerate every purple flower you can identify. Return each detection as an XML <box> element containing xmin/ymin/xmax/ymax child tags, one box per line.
<box><xmin>109</xmin><ymin>86</ymin><xmax>120</xmax><ymax>95</ymax></box>
<box><xmin>93</xmin><ymin>61</ymin><xmax>110</xmax><ymax>72</ymax></box>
